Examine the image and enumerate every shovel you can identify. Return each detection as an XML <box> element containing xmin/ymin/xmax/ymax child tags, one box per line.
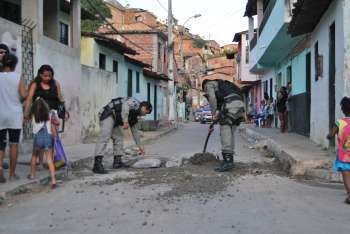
<box><xmin>202</xmin><ymin>119</ymin><xmax>219</xmax><ymax>154</ymax></box>
<box><xmin>190</xmin><ymin>119</ymin><xmax>219</xmax><ymax>165</ymax></box>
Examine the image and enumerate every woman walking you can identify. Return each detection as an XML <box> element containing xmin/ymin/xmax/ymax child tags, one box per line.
<box><xmin>25</xmin><ymin>65</ymin><xmax>65</xmax><ymax>113</ymax></box>
<box><xmin>0</xmin><ymin>54</ymin><xmax>26</xmax><ymax>182</ymax></box>
<box><xmin>24</xmin><ymin>65</ymin><xmax>67</xmax><ymax>169</ymax></box>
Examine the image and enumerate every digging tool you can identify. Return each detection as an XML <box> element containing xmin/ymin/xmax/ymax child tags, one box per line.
<box><xmin>189</xmin><ymin>119</ymin><xmax>220</xmax><ymax>165</ymax></box>
<box><xmin>202</xmin><ymin>119</ymin><xmax>219</xmax><ymax>154</ymax></box>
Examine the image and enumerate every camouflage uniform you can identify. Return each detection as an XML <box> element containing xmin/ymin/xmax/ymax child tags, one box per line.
<box><xmin>204</xmin><ymin>80</ymin><xmax>245</xmax><ymax>172</ymax></box>
<box><xmin>93</xmin><ymin>97</ymin><xmax>143</xmax><ymax>174</ymax></box>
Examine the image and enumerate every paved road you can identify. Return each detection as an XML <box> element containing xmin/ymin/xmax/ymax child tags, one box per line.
<box><xmin>0</xmin><ymin>123</ymin><xmax>349</xmax><ymax>234</ymax></box>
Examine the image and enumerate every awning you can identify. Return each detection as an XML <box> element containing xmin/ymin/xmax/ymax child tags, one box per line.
<box><xmin>244</xmin><ymin>0</ymin><xmax>257</xmax><ymax>17</ymax></box>
<box><xmin>288</xmin><ymin>0</ymin><xmax>333</xmax><ymax>37</ymax></box>
<box><xmin>125</xmin><ymin>56</ymin><xmax>152</xmax><ymax>69</ymax></box>
<box><xmin>143</xmin><ymin>69</ymin><xmax>170</xmax><ymax>82</ymax></box>
<box><xmin>82</xmin><ymin>32</ymin><xmax>137</xmax><ymax>55</ymax></box>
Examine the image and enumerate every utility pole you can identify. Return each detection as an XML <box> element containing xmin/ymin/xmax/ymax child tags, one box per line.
<box><xmin>168</xmin><ymin>0</ymin><xmax>176</xmax><ymax>121</ymax></box>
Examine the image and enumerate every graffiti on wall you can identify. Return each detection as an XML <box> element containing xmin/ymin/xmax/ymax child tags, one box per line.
<box><xmin>0</xmin><ymin>28</ymin><xmax>22</xmax><ymax>76</ymax></box>
<box><xmin>1</xmin><ymin>31</ymin><xmax>19</xmax><ymax>56</ymax></box>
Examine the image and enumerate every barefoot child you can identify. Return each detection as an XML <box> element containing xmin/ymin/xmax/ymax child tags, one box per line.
<box><xmin>327</xmin><ymin>97</ymin><xmax>350</xmax><ymax>204</ymax></box>
<box><xmin>28</xmin><ymin>98</ymin><xmax>58</xmax><ymax>188</ymax></box>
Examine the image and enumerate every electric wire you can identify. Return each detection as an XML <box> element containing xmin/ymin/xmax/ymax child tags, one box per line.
<box><xmin>85</xmin><ymin>0</ymin><xmax>148</xmax><ymax>52</ymax></box>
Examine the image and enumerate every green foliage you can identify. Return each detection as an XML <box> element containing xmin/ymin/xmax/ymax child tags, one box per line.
<box><xmin>81</xmin><ymin>0</ymin><xmax>112</xmax><ymax>32</ymax></box>
<box><xmin>193</xmin><ymin>38</ymin><xmax>206</xmax><ymax>49</ymax></box>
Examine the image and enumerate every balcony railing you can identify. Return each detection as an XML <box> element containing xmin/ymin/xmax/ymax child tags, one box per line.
<box><xmin>259</xmin><ymin>0</ymin><xmax>277</xmax><ymax>35</ymax></box>
<box><xmin>249</xmin><ymin>33</ymin><xmax>257</xmax><ymax>50</ymax></box>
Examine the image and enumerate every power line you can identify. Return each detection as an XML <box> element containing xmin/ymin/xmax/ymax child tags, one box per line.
<box><xmin>226</xmin><ymin>6</ymin><xmax>245</xmax><ymax>17</ymax></box>
<box><xmin>85</xmin><ymin>0</ymin><xmax>148</xmax><ymax>52</ymax></box>
<box><xmin>206</xmin><ymin>6</ymin><xmax>246</xmax><ymax>28</ymax></box>
<box><xmin>155</xmin><ymin>0</ymin><xmax>168</xmax><ymax>12</ymax></box>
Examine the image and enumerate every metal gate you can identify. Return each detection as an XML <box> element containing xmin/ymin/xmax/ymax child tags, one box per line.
<box><xmin>21</xmin><ymin>18</ymin><xmax>35</xmax><ymax>139</ymax></box>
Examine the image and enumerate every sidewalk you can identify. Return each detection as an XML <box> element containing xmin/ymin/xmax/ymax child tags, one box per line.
<box><xmin>239</xmin><ymin>124</ymin><xmax>342</xmax><ymax>183</ymax></box>
<box><xmin>0</xmin><ymin>125</ymin><xmax>178</xmax><ymax>200</ymax></box>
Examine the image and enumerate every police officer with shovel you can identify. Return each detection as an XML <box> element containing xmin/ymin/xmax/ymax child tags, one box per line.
<box><xmin>202</xmin><ymin>79</ymin><xmax>245</xmax><ymax>172</ymax></box>
<box><xmin>93</xmin><ymin>97</ymin><xmax>152</xmax><ymax>174</ymax></box>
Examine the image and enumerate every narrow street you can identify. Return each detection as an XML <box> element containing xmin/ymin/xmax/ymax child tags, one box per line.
<box><xmin>0</xmin><ymin>123</ymin><xmax>349</xmax><ymax>234</ymax></box>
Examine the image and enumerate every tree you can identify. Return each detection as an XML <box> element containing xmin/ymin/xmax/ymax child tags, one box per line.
<box><xmin>193</xmin><ymin>38</ymin><xmax>206</xmax><ymax>49</ymax></box>
<box><xmin>81</xmin><ymin>0</ymin><xmax>112</xmax><ymax>32</ymax></box>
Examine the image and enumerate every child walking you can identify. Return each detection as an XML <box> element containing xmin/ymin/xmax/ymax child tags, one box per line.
<box><xmin>28</xmin><ymin>98</ymin><xmax>58</xmax><ymax>189</ymax></box>
<box><xmin>327</xmin><ymin>97</ymin><xmax>350</xmax><ymax>204</ymax></box>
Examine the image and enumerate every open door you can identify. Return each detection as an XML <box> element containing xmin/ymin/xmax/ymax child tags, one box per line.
<box><xmin>154</xmin><ymin>85</ymin><xmax>158</xmax><ymax>120</ymax></box>
<box><xmin>329</xmin><ymin>22</ymin><xmax>336</xmax><ymax>146</ymax></box>
<box><xmin>306</xmin><ymin>52</ymin><xmax>311</xmax><ymax>136</ymax></box>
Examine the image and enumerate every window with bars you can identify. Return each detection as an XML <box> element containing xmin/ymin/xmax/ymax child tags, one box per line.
<box><xmin>0</xmin><ymin>0</ymin><xmax>21</xmax><ymax>24</ymax></box>
<box><xmin>314</xmin><ymin>42</ymin><xmax>319</xmax><ymax>81</ymax></box>
<box><xmin>59</xmin><ymin>22</ymin><xmax>69</xmax><ymax>45</ymax></box>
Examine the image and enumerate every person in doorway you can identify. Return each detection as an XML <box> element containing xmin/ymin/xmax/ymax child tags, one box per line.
<box><xmin>24</xmin><ymin>65</ymin><xmax>68</xmax><ymax>169</ymax></box>
<box><xmin>276</xmin><ymin>86</ymin><xmax>288</xmax><ymax>133</ymax></box>
<box><xmin>327</xmin><ymin>97</ymin><xmax>350</xmax><ymax>204</ymax></box>
<box><xmin>286</xmin><ymin>82</ymin><xmax>292</xmax><ymax>132</ymax></box>
<box><xmin>202</xmin><ymin>79</ymin><xmax>245</xmax><ymax>172</ymax></box>
<box><xmin>266</xmin><ymin>97</ymin><xmax>274</xmax><ymax>128</ymax></box>
<box><xmin>264</xmin><ymin>92</ymin><xmax>269</xmax><ymax>103</ymax></box>
<box><xmin>0</xmin><ymin>54</ymin><xmax>26</xmax><ymax>182</ymax></box>
<box><xmin>0</xmin><ymin>43</ymin><xmax>10</xmax><ymax>70</ymax></box>
<box><xmin>92</xmin><ymin>97</ymin><xmax>152</xmax><ymax>174</ymax></box>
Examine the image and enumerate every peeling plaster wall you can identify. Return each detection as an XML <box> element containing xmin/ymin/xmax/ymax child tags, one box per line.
<box><xmin>34</xmin><ymin>37</ymin><xmax>82</xmax><ymax>145</ymax></box>
<box><xmin>308</xmin><ymin>0</ymin><xmax>344</xmax><ymax>147</ymax></box>
<box><xmin>80</xmin><ymin>65</ymin><xmax>118</xmax><ymax>141</ymax></box>
<box><xmin>343</xmin><ymin>0</ymin><xmax>350</xmax><ymax>98</ymax></box>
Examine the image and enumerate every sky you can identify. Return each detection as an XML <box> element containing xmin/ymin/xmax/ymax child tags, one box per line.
<box><xmin>117</xmin><ymin>0</ymin><xmax>248</xmax><ymax>46</ymax></box>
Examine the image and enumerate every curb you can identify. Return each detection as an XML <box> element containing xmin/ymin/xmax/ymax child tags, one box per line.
<box><xmin>238</xmin><ymin>126</ymin><xmax>342</xmax><ymax>183</ymax></box>
<box><xmin>1</xmin><ymin>126</ymin><xmax>178</xmax><ymax>201</ymax></box>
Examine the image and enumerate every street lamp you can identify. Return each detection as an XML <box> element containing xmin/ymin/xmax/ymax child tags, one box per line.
<box><xmin>182</xmin><ymin>14</ymin><xmax>202</xmax><ymax>28</ymax></box>
<box><xmin>179</xmin><ymin>14</ymin><xmax>202</xmax><ymax>69</ymax></box>
<box><xmin>178</xmin><ymin>14</ymin><xmax>201</xmax><ymax>121</ymax></box>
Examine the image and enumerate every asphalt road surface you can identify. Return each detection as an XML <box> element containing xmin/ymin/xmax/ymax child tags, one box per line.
<box><xmin>0</xmin><ymin>123</ymin><xmax>349</xmax><ymax>234</ymax></box>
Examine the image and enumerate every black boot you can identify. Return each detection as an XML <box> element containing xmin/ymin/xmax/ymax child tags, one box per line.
<box><xmin>92</xmin><ymin>156</ymin><xmax>108</xmax><ymax>174</ymax></box>
<box><xmin>214</xmin><ymin>153</ymin><xmax>234</xmax><ymax>172</ymax></box>
<box><xmin>113</xmin><ymin>155</ymin><xmax>128</xmax><ymax>169</ymax></box>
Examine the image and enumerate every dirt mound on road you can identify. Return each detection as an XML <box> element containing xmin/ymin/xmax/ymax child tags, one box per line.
<box><xmin>189</xmin><ymin>153</ymin><xmax>219</xmax><ymax>165</ymax></box>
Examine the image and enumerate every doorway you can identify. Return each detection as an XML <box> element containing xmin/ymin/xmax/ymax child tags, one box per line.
<box><xmin>154</xmin><ymin>85</ymin><xmax>158</xmax><ymax>120</ymax></box>
<box><xmin>306</xmin><ymin>52</ymin><xmax>311</xmax><ymax>136</ymax></box>
<box><xmin>127</xmin><ymin>69</ymin><xmax>133</xmax><ymax>97</ymax></box>
<box><xmin>329</xmin><ymin>22</ymin><xmax>336</xmax><ymax>146</ymax></box>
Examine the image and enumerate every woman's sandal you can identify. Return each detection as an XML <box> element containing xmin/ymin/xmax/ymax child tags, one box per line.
<box><xmin>51</xmin><ymin>183</ymin><xmax>57</xmax><ymax>189</ymax></box>
<box><xmin>344</xmin><ymin>197</ymin><xmax>350</xmax><ymax>205</ymax></box>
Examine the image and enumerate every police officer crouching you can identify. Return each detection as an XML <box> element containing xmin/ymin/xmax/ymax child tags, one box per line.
<box><xmin>202</xmin><ymin>79</ymin><xmax>245</xmax><ymax>172</ymax></box>
<box><xmin>93</xmin><ymin>97</ymin><xmax>152</xmax><ymax>174</ymax></box>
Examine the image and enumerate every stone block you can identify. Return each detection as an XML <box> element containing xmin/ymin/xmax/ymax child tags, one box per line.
<box><xmin>131</xmin><ymin>158</ymin><xmax>162</xmax><ymax>169</ymax></box>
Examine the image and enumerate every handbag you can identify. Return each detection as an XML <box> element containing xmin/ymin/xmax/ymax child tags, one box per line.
<box><xmin>57</xmin><ymin>102</ymin><xmax>66</xmax><ymax>119</ymax></box>
<box><xmin>57</xmin><ymin>102</ymin><xmax>70</xmax><ymax>133</ymax></box>
<box><xmin>53</xmin><ymin>136</ymin><xmax>68</xmax><ymax>170</ymax></box>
